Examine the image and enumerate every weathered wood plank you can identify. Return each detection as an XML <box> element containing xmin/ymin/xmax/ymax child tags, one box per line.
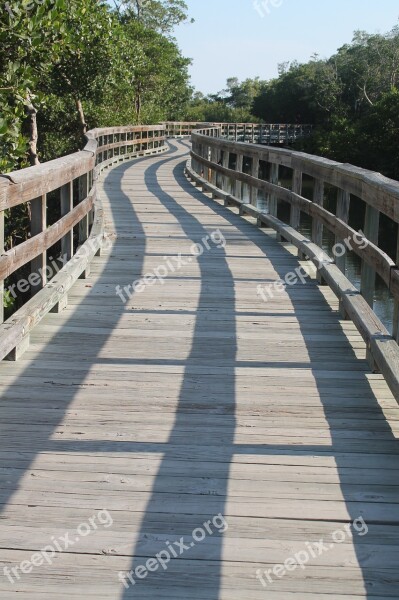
<box><xmin>0</xmin><ymin>140</ymin><xmax>398</xmax><ymax>600</ymax></box>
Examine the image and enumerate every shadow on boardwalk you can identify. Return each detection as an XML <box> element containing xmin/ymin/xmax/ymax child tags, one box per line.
<box><xmin>0</xmin><ymin>141</ymin><xmax>398</xmax><ymax>598</ymax></box>
<box><xmin>123</xmin><ymin>143</ymin><xmax>399</xmax><ymax>598</ymax></box>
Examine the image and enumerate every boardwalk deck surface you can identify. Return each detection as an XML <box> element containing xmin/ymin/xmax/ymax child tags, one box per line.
<box><xmin>0</xmin><ymin>141</ymin><xmax>398</xmax><ymax>598</ymax></box>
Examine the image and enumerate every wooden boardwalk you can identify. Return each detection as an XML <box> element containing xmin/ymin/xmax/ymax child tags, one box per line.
<box><xmin>0</xmin><ymin>140</ymin><xmax>399</xmax><ymax>598</ymax></box>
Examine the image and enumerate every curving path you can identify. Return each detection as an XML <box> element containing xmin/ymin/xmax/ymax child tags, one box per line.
<box><xmin>0</xmin><ymin>141</ymin><xmax>398</xmax><ymax>598</ymax></box>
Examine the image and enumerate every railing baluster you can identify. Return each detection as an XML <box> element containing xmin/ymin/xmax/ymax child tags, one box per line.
<box><xmin>30</xmin><ymin>194</ymin><xmax>47</xmax><ymax>295</ymax></box>
<box><xmin>60</xmin><ymin>181</ymin><xmax>73</xmax><ymax>261</ymax></box>
<box><xmin>251</xmin><ymin>156</ymin><xmax>260</xmax><ymax>206</ymax></box>
<box><xmin>235</xmin><ymin>154</ymin><xmax>243</xmax><ymax>199</ymax></box>
<box><xmin>0</xmin><ymin>208</ymin><xmax>4</xmax><ymax>324</ymax></box>
<box><xmin>361</xmin><ymin>205</ymin><xmax>379</xmax><ymax>307</ymax></box>
<box><xmin>78</xmin><ymin>174</ymin><xmax>89</xmax><ymax>244</ymax></box>
<box><xmin>393</xmin><ymin>234</ymin><xmax>399</xmax><ymax>342</ymax></box>
<box><xmin>312</xmin><ymin>179</ymin><xmax>325</xmax><ymax>284</ymax></box>
<box><xmin>291</xmin><ymin>169</ymin><xmax>302</xmax><ymax>229</ymax></box>
<box><xmin>222</xmin><ymin>149</ymin><xmax>230</xmax><ymax>193</ymax></box>
<box><xmin>312</xmin><ymin>179</ymin><xmax>324</xmax><ymax>247</ymax></box>
<box><xmin>336</xmin><ymin>190</ymin><xmax>350</xmax><ymax>274</ymax></box>
<box><xmin>269</xmin><ymin>163</ymin><xmax>279</xmax><ymax>217</ymax></box>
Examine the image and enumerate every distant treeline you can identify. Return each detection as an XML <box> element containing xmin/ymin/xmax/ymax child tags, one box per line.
<box><xmin>186</xmin><ymin>24</ymin><xmax>399</xmax><ymax>180</ymax></box>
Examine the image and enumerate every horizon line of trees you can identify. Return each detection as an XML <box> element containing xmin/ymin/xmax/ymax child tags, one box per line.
<box><xmin>186</xmin><ymin>23</ymin><xmax>399</xmax><ymax>180</ymax></box>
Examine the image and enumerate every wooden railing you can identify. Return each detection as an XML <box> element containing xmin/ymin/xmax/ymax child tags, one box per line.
<box><xmin>162</xmin><ymin>122</ymin><xmax>313</xmax><ymax>144</ymax></box>
<box><xmin>0</xmin><ymin>124</ymin><xmax>166</xmax><ymax>361</ymax></box>
<box><xmin>187</xmin><ymin>125</ymin><xmax>399</xmax><ymax>402</ymax></box>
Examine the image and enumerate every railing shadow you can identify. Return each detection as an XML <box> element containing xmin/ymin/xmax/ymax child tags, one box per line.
<box><xmin>119</xmin><ymin>144</ymin><xmax>237</xmax><ymax>598</ymax></box>
<box><xmin>0</xmin><ymin>138</ymin><xmax>398</xmax><ymax>598</ymax></box>
<box><xmin>0</xmin><ymin>146</ymin><xmax>180</xmax><ymax>588</ymax></box>
<box><xmin>178</xmin><ymin>158</ymin><xmax>399</xmax><ymax>597</ymax></box>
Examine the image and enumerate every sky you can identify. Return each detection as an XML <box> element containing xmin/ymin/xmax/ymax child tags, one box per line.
<box><xmin>173</xmin><ymin>0</ymin><xmax>399</xmax><ymax>95</ymax></box>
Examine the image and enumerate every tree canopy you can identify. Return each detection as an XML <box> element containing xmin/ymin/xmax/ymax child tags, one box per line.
<box><xmin>0</xmin><ymin>0</ymin><xmax>192</xmax><ymax>172</ymax></box>
<box><xmin>183</xmin><ymin>23</ymin><xmax>399</xmax><ymax>179</ymax></box>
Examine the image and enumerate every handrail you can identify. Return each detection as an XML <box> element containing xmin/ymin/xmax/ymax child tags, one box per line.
<box><xmin>0</xmin><ymin>124</ymin><xmax>167</xmax><ymax>360</ymax></box>
<box><xmin>161</xmin><ymin>121</ymin><xmax>313</xmax><ymax>144</ymax></box>
<box><xmin>188</xmin><ymin>125</ymin><xmax>399</xmax><ymax>403</ymax></box>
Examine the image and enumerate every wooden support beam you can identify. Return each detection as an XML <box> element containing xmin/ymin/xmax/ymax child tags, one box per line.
<box><xmin>361</xmin><ymin>205</ymin><xmax>379</xmax><ymax>308</ymax></box>
<box><xmin>312</xmin><ymin>179</ymin><xmax>324</xmax><ymax>248</ymax></box>
<box><xmin>291</xmin><ymin>169</ymin><xmax>302</xmax><ymax>230</ymax></box>
<box><xmin>335</xmin><ymin>189</ymin><xmax>350</xmax><ymax>274</ymax></box>
<box><xmin>312</xmin><ymin>179</ymin><xmax>326</xmax><ymax>284</ymax></box>
<box><xmin>235</xmin><ymin>154</ymin><xmax>243</xmax><ymax>200</ymax></box>
<box><xmin>222</xmin><ymin>150</ymin><xmax>230</xmax><ymax>193</ymax></box>
<box><xmin>250</xmin><ymin>156</ymin><xmax>260</xmax><ymax>206</ymax></box>
<box><xmin>0</xmin><ymin>209</ymin><xmax>3</xmax><ymax>324</ymax></box>
<box><xmin>30</xmin><ymin>194</ymin><xmax>47</xmax><ymax>295</ymax></box>
<box><xmin>393</xmin><ymin>232</ymin><xmax>399</xmax><ymax>342</ymax></box>
<box><xmin>269</xmin><ymin>163</ymin><xmax>279</xmax><ymax>218</ymax></box>
<box><xmin>78</xmin><ymin>173</ymin><xmax>89</xmax><ymax>245</ymax></box>
<box><xmin>60</xmin><ymin>181</ymin><xmax>73</xmax><ymax>261</ymax></box>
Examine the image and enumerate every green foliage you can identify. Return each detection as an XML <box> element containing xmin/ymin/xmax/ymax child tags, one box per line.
<box><xmin>0</xmin><ymin>0</ymin><xmax>192</xmax><ymax>172</ymax></box>
<box><xmin>0</xmin><ymin>0</ymin><xmax>68</xmax><ymax>170</ymax></box>
<box><xmin>0</xmin><ymin>0</ymin><xmax>192</xmax><ymax>310</ymax></box>
<box><xmin>47</xmin><ymin>1</ymin><xmax>116</xmax><ymax>105</ymax></box>
<box><xmin>114</xmin><ymin>0</ymin><xmax>193</xmax><ymax>35</ymax></box>
<box><xmin>186</xmin><ymin>23</ymin><xmax>399</xmax><ymax>179</ymax></box>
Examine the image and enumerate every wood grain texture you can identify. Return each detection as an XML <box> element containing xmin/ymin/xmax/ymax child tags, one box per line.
<box><xmin>0</xmin><ymin>141</ymin><xmax>398</xmax><ymax>599</ymax></box>
<box><xmin>190</xmin><ymin>148</ymin><xmax>396</xmax><ymax>290</ymax></box>
<box><xmin>192</xmin><ymin>132</ymin><xmax>399</xmax><ymax>221</ymax></box>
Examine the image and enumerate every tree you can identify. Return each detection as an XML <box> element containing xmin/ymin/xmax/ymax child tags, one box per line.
<box><xmin>0</xmin><ymin>0</ymin><xmax>69</xmax><ymax>167</ymax></box>
<box><xmin>115</xmin><ymin>19</ymin><xmax>191</xmax><ymax>123</ymax></box>
<box><xmin>113</xmin><ymin>0</ymin><xmax>193</xmax><ymax>34</ymax></box>
<box><xmin>47</xmin><ymin>0</ymin><xmax>116</xmax><ymax>136</ymax></box>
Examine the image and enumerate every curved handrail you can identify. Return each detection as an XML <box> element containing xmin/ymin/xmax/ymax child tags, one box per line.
<box><xmin>188</xmin><ymin>125</ymin><xmax>399</xmax><ymax>402</ymax></box>
<box><xmin>161</xmin><ymin>121</ymin><xmax>313</xmax><ymax>144</ymax></box>
<box><xmin>0</xmin><ymin>124</ymin><xmax>167</xmax><ymax>360</ymax></box>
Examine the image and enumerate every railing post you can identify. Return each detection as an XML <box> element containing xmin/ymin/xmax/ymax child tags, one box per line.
<box><xmin>251</xmin><ymin>156</ymin><xmax>259</xmax><ymax>206</ymax></box>
<box><xmin>235</xmin><ymin>153</ymin><xmax>243</xmax><ymax>199</ymax></box>
<box><xmin>78</xmin><ymin>172</ymin><xmax>90</xmax><ymax>279</ymax></box>
<box><xmin>0</xmin><ymin>208</ymin><xmax>4</xmax><ymax>324</ymax></box>
<box><xmin>290</xmin><ymin>169</ymin><xmax>302</xmax><ymax>229</ymax></box>
<box><xmin>203</xmin><ymin>143</ymin><xmax>211</xmax><ymax>182</ymax></box>
<box><xmin>393</xmin><ymin>236</ymin><xmax>399</xmax><ymax>342</ymax></box>
<box><xmin>222</xmin><ymin>149</ymin><xmax>230</xmax><ymax>193</ymax></box>
<box><xmin>312</xmin><ymin>179</ymin><xmax>324</xmax><ymax>247</ymax></box>
<box><xmin>61</xmin><ymin>181</ymin><xmax>73</xmax><ymax>262</ymax></box>
<box><xmin>361</xmin><ymin>205</ymin><xmax>379</xmax><ymax>307</ymax></box>
<box><xmin>31</xmin><ymin>194</ymin><xmax>47</xmax><ymax>295</ymax></box>
<box><xmin>210</xmin><ymin>146</ymin><xmax>217</xmax><ymax>185</ymax></box>
<box><xmin>312</xmin><ymin>179</ymin><xmax>325</xmax><ymax>284</ymax></box>
<box><xmin>78</xmin><ymin>173</ymin><xmax>89</xmax><ymax>244</ymax></box>
<box><xmin>335</xmin><ymin>190</ymin><xmax>350</xmax><ymax>274</ymax></box>
<box><xmin>269</xmin><ymin>163</ymin><xmax>279</xmax><ymax>217</ymax></box>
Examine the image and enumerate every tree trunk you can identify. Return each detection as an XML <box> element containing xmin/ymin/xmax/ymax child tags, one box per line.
<box><xmin>75</xmin><ymin>98</ymin><xmax>87</xmax><ymax>135</ymax></box>
<box><xmin>25</xmin><ymin>97</ymin><xmax>40</xmax><ymax>166</ymax></box>
<box><xmin>135</xmin><ymin>0</ymin><xmax>142</xmax><ymax>20</ymax></box>
<box><xmin>135</xmin><ymin>90</ymin><xmax>142</xmax><ymax>124</ymax></box>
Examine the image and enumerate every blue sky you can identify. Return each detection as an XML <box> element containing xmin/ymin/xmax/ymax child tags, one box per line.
<box><xmin>174</xmin><ymin>0</ymin><xmax>399</xmax><ymax>94</ymax></box>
